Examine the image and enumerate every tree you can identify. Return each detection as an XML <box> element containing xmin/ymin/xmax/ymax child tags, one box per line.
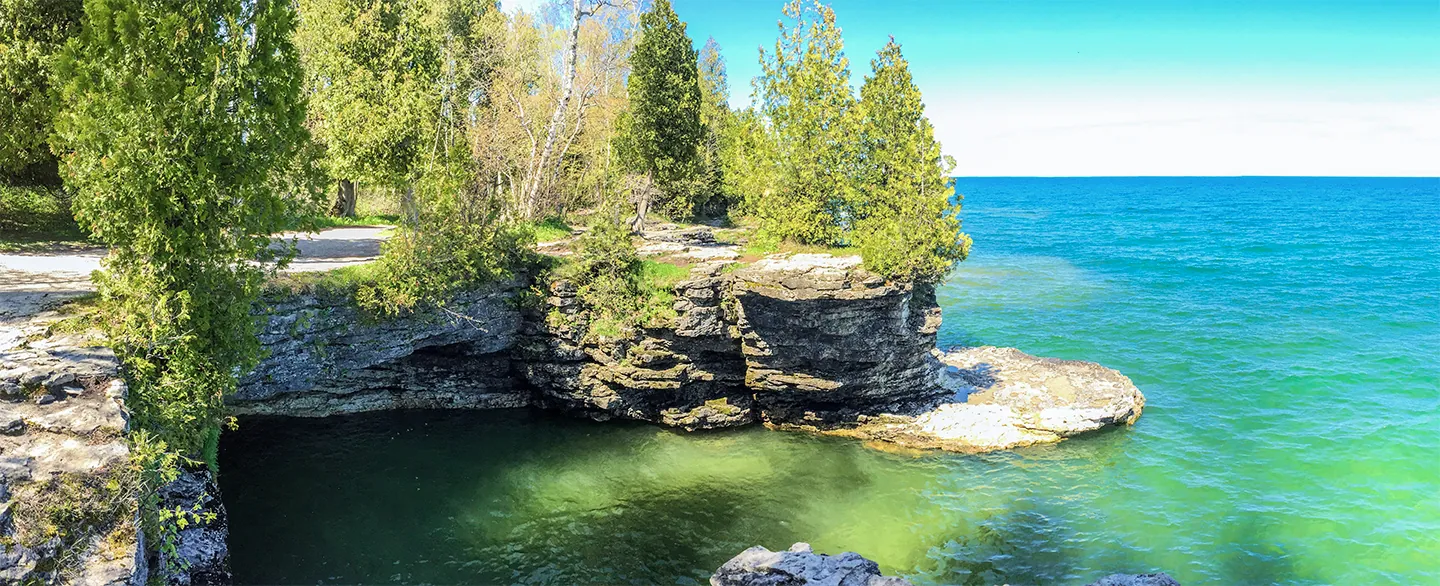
<box><xmin>53</xmin><ymin>0</ymin><xmax>310</xmax><ymax>456</ymax></box>
<box><xmin>696</xmin><ymin>36</ymin><xmax>731</xmax><ymax>213</ymax></box>
<box><xmin>854</xmin><ymin>38</ymin><xmax>969</xmax><ymax>282</ymax></box>
<box><xmin>0</xmin><ymin>0</ymin><xmax>82</xmax><ymax>184</ymax></box>
<box><xmin>753</xmin><ymin>0</ymin><xmax>860</xmax><ymax>245</ymax></box>
<box><xmin>295</xmin><ymin>0</ymin><xmax>441</xmax><ymax>217</ymax></box>
<box><xmin>618</xmin><ymin>0</ymin><xmax>702</xmax><ymax>222</ymax></box>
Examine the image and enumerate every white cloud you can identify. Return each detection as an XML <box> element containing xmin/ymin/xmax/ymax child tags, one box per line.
<box><xmin>930</xmin><ymin>94</ymin><xmax>1440</xmax><ymax>177</ymax></box>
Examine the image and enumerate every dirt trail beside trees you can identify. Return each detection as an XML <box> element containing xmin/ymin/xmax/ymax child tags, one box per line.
<box><xmin>0</xmin><ymin>226</ymin><xmax>390</xmax><ymax>323</ymax></box>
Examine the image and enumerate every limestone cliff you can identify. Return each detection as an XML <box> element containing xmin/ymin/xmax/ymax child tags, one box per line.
<box><xmin>229</xmin><ymin>251</ymin><xmax>1145</xmax><ymax>455</ymax></box>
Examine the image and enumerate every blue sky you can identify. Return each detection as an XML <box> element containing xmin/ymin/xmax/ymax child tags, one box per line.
<box><xmin>506</xmin><ymin>0</ymin><xmax>1439</xmax><ymax>177</ymax></box>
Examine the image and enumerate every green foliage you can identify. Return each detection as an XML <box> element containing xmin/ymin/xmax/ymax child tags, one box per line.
<box><xmin>553</xmin><ymin>217</ymin><xmax>685</xmax><ymax>341</ymax></box>
<box><xmin>354</xmin><ymin>145</ymin><xmax>535</xmax><ymax>318</ymax></box>
<box><xmin>753</xmin><ymin>0</ymin><xmax>860</xmax><ymax>245</ymax></box>
<box><xmin>0</xmin><ymin>184</ymin><xmax>87</xmax><ymax>250</ymax></box>
<box><xmin>296</xmin><ymin>0</ymin><xmax>442</xmax><ymax>191</ymax></box>
<box><xmin>53</xmin><ymin>0</ymin><xmax>310</xmax><ymax>456</ymax></box>
<box><xmin>617</xmin><ymin>0</ymin><xmax>705</xmax><ymax>219</ymax></box>
<box><xmin>0</xmin><ymin>0</ymin><xmax>82</xmax><ymax>184</ymax></box>
<box><xmin>853</xmin><ymin>38</ymin><xmax>970</xmax><ymax>282</ymax></box>
<box><xmin>696</xmin><ymin>36</ymin><xmax>732</xmax><ymax>215</ymax></box>
<box><xmin>528</xmin><ymin>216</ymin><xmax>574</xmax><ymax>242</ymax></box>
<box><xmin>129</xmin><ymin>431</ymin><xmax>218</xmax><ymax>572</ymax></box>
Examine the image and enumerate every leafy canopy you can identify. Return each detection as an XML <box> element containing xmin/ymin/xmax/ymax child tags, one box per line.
<box><xmin>53</xmin><ymin>0</ymin><xmax>310</xmax><ymax>456</ymax></box>
<box><xmin>752</xmin><ymin>0</ymin><xmax>860</xmax><ymax>245</ymax></box>
<box><xmin>853</xmin><ymin>38</ymin><xmax>970</xmax><ymax>282</ymax></box>
<box><xmin>618</xmin><ymin>0</ymin><xmax>704</xmax><ymax>219</ymax></box>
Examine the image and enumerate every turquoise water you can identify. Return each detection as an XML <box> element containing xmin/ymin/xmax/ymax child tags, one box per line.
<box><xmin>220</xmin><ymin>177</ymin><xmax>1439</xmax><ymax>585</ymax></box>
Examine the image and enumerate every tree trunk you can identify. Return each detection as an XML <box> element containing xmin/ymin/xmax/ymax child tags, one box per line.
<box><xmin>330</xmin><ymin>179</ymin><xmax>357</xmax><ymax>218</ymax></box>
<box><xmin>522</xmin><ymin>0</ymin><xmax>587</xmax><ymax>219</ymax></box>
<box><xmin>401</xmin><ymin>185</ymin><xmax>418</xmax><ymax>227</ymax></box>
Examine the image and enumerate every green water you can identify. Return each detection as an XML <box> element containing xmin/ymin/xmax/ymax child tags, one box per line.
<box><xmin>220</xmin><ymin>177</ymin><xmax>1439</xmax><ymax>585</ymax></box>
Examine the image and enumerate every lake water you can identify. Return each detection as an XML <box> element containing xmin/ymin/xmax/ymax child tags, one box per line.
<box><xmin>220</xmin><ymin>177</ymin><xmax>1439</xmax><ymax>585</ymax></box>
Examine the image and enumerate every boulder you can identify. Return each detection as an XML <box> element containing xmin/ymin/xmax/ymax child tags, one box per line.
<box><xmin>711</xmin><ymin>543</ymin><xmax>912</xmax><ymax>586</ymax></box>
<box><xmin>1087</xmin><ymin>573</ymin><xmax>1182</xmax><ymax>586</ymax></box>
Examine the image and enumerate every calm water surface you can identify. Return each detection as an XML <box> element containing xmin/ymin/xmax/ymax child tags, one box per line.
<box><xmin>220</xmin><ymin>177</ymin><xmax>1440</xmax><ymax>585</ymax></box>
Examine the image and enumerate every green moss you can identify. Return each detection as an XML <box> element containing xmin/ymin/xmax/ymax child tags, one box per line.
<box><xmin>10</xmin><ymin>466</ymin><xmax>137</xmax><ymax>577</ymax></box>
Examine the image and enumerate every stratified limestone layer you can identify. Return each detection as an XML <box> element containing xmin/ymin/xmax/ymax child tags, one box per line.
<box><xmin>826</xmin><ymin>346</ymin><xmax>1145</xmax><ymax>452</ymax></box>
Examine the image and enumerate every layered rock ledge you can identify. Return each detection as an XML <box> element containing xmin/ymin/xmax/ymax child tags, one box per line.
<box><xmin>230</xmin><ymin>250</ymin><xmax>1146</xmax><ymax>454</ymax></box>
<box><xmin>822</xmin><ymin>345</ymin><xmax>1145</xmax><ymax>452</ymax></box>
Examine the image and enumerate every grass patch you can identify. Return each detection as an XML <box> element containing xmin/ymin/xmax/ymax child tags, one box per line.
<box><xmin>527</xmin><ymin>216</ymin><xmax>574</xmax><ymax>242</ymax></box>
<box><xmin>263</xmin><ymin>262</ymin><xmax>382</xmax><ymax>299</ymax></box>
<box><xmin>739</xmin><ymin>235</ymin><xmax>855</xmax><ymax>259</ymax></box>
<box><xmin>0</xmin><ymin>186</ymin><xmax>90</xmax><ymax>252</ymax></box>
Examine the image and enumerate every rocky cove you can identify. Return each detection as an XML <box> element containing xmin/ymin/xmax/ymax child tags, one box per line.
<box><xmin>2</xmin><ymin>236</ymin><xmax>1148</xmax><ymax>584</ymax></box>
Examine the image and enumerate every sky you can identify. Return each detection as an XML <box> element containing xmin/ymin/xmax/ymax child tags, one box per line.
<box><xmin>503</xmin><ymin>0</ymin><xmax>1438</xmax><ymax>177</ymax></box>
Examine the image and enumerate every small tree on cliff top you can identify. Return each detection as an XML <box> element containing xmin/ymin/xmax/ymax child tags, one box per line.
<box><xmin>620</xmin><ymin>0</ymin><xmax>705</xmax><ymax>220</ymax></box>
<box><xmin>54</xmin><ymin>0</ymin><xmax>309</xmax><ymax>457</ymax></box>
<box><xmin>854</xmin><ymin>38</ymin><xmax>969</xmax><ymax>282</ymax></box>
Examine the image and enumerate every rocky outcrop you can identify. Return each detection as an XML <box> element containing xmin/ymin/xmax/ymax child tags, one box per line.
<box><xmin>822</xmin><ymin>345</ymin><xmax>1144</xmax><ymax>452</ymax></box>
<box><xmin>150</xmin><ymin>469</ymin><xmax>230</xmax><ymax>586</ymax></box>
<box><xmin>0</xmin><ymin>318</ymin><xmax>143</xmax><ymax>585</ymax></box>
<box><xmin>731</xmin><ymin>255</ymin><xmax>948</xmax><ymax>426</ymax></box>
<box><xmin>235</xmin><ymin>251</ymin><xmax>1144</xmax><ymax>454</ymax></box>
<box><xmin>1</xmin><ymin>316</ymin><xmax>231</xmax><ymax>585</ymax></box>
<box><xmin>234</xmin><ymin>282</ymin><xmax>522</xmax><ymax>413</ymax></box>
<box><xmin>516</xmin><ymin>261</ymin><xmax>753</xmax><ymax>430</ymax></box>
<box><xmin>711</xmin><ymin>542</ymin><xmax>912</xmax><ymax>586</ymax></box>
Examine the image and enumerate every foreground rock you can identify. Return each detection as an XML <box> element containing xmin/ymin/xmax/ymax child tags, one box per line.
<box><xmin>711</xmin><ymin>543</ymin><xmax>912</xmax><ymax>586</ymax></box>
<box><xmin>828</xmin><ymin>346</ymin><xmax>1144</xmax><ymax>452</ymax></box>
<box><xmin>1</xmin><ymin>314</ymin><xmax>227</xmax><ymax>585</ymax></box>
<box><xmin>1086</xmin><ymin>573</ymin><xmax>1182</xmax><ymax>586</ymax></box>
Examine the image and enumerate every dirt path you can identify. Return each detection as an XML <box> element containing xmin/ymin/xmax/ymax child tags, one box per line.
<box><xmin>0</xmin><ymin>226</ymin><xmax>391</xmax><ymax>324</ymax></box>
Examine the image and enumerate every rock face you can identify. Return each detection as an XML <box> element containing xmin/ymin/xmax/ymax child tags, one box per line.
<box><xmin>235</xmin><ymin>253</ymin><xmax>1144</xmax><ymax>454</ymax></box>
<box><xmin>234</xmin><ymin>282</ymin><xmax>522</xmax><ymax>414</ymax></box>
<box><xmin>0</xmin><ymin>319</ymin><xmax>143</xmax><ymax>585</ymax></box>
<box><xmin>150</xmin><ymin>469</ymin><xmax>230</xmax><ymax>586</ymax></box>
<box><xmin>825</xmin><ymin>346</ymin><xmax>1145</xmax><ymax>452</ymax></box>
<box><xmin>516</xmin><ymin>261</ymin><xmax>753</xmax><ymax>430</ymax></box>
<box><xmin>731</xmin><ymin>255</ymin><xmax>948</xmax><ymax>426</ymax></box>
<box><xmin>711</xmin><ymin>542</ymin><xmax>913</xmax><ymax>586</ymax></box>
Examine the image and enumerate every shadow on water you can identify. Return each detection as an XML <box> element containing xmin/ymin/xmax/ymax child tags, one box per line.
<box><xmin>909</xmin><ymin>502</ymin><xmax>1082</xmax><ymax>586</ymax></box>
<box><xmin>1216</xmin><ymin>514</ymin><xmax>1300</xmax><ymax>585</ymax></box>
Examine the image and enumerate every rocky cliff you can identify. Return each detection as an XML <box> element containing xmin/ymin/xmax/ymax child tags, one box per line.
<box><xmin>231</xmin><ymin>252</ymin><xmax>1145</xmax><ymax>455</ymax></box>
<box><xmin>233</xmin><ymin>283</ymin><xmax>523</xmax><ymax>416</ymax></box>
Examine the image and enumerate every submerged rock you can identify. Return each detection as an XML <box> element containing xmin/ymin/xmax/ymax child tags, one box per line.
<box><xmin>1086</xmin><ymin>573</ymin><xmax>1182</xmax><ymax>586</ymax></box>
<box><xmin>827</xmin><ymin>346</ymin><xmax>1144</xmax><ymax>452</ymax></box>
<box><xmin>711</xmin><ymin>542</ymin><xmax>912</xmax><ymax>586</ymax></box>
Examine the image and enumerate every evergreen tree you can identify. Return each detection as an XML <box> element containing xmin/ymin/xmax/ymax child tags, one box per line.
<box><xmin>696</xmin><ymin>36</ymin><xmax>731</xmax><ymax>212</ymax></box>
<box><xmin>53</xmin><ymin>0</ymin><xmax>310</xmax><ymax>456</ymax></box>
<box><xmin>753</xmin><ymin>0</ymin><xmax>859</xmax><ymax>245</ymax></box>
<box><xmin>295</xmin><ymin>0</ymin><xmax>441</xmax><ymax>217</ymax></box>
<box><xmin>854</xmin><ymin>38</ymin><xmax>969</xmax><ymax>282</ymax></box>
<box><xmin>0</xmin><ymin>0</ymin><xmax>82</xmax><ymax>184</ymax></box>
<box><xmin>621</xmin><ymin>0</ymin><xmax>704</xmax><ymax>219</ymax></box>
